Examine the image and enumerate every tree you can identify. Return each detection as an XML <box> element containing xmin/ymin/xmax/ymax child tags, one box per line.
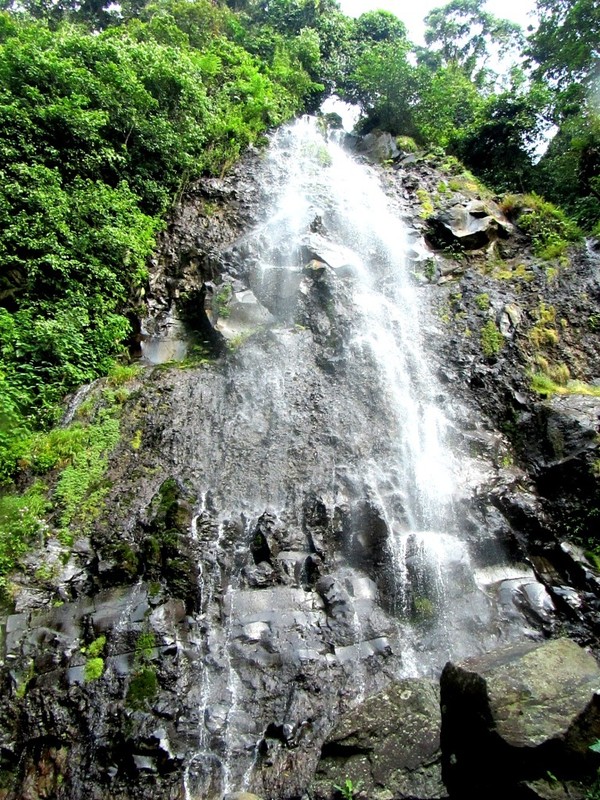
<box><xmin>423</xmin><ymin>0</ymin><xmax>524</xmax><ymax>87</ymax></box>
<box><xmin>528</xmin><ymin>0</ymin><xmax>599</xmax><ymax>90</ymax></box>
<box><xmin>352</xmin><ymin>9</ymin><xmax>406</xmax><ymax>44</ymax></box>
<box><xmin>527</xmin><ymin>0</ymin><xmax>600</xmax><ymax>230</ymax></box>
<box><xmin>343</xmin><ymin>39</ymin><xmax>417</xmax><ymax>135</ymax></box>
<box><xmin>454</xmin><ymin>78</ymin><xmax>549</xmax><ymax>191</ymax></box>
<box><xmin>412</xmin><ymin>63</ymin><xmax>484</xmax><ymax>149</ymax></box>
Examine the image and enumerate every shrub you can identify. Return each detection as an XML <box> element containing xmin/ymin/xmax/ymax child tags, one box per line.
<box><xmin>0</xmin><ymin>482</ymin><xmax>49</xmax><ymax>595</ymax></box>
<box><xmin>500</xmin><ymin>193</ymin><xmax>581</xmax><ymax>260</ymax></box>
<box><xmin>396</xmin><ymin>135</ymin><xmax>418</xmax><ymax>153</ymax></box>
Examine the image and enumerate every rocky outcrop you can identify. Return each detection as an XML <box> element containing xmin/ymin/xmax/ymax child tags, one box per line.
<box><xmin>312</xmin><ymin>679</ymin><xmax>447</xmax><ymax>800</ymax></box>
<box><xmin>1</xmin><ymin>119</ymin><xmax>600</xmax><ymax>800</ymax></box>
<box><xmin>441</xmin><ymin>638</ymin><xmax>600</xmax><ymax>800</ymax></box>
<box><xmin>426</xmin><ymin>200</ymin><xmax>513</xmax><ymax>251</ymax></box>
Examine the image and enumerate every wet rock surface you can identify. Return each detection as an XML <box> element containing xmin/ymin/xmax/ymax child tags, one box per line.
<box><xmin>1</xmin><ymin>120</ymin><xmax>600</xmax><ymax>800</ymax></box>
<box><xmin>312</xmin><ymin>679</ymin><xmax>447</xmax><ymax>800</ymax></box>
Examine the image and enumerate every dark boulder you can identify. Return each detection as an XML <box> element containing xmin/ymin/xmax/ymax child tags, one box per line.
<box><xmin>426</xmin><ymin>200</ymin><xmax>513</xmax><ymax>251</ymax></box>
<box><xmin>441</xmin><ymin>638</ymin><xmax>600</xmax><ymax>799</ymax></box>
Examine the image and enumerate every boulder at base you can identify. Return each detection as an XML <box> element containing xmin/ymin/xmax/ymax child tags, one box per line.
<box><xmin>441</xmin><ymin>638</ymin><xmax>600</xmax><ymax>800</ymax></box>
<box><xmin>311</xmin><ymin>678</ymin><xmax>447</xmax><ymax>800</ymax></box>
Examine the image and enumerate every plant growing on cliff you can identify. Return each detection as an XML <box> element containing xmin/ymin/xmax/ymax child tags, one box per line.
<box><xmin>474</xmin><ymin>293</ymin><xmax>490</xmax><ymax>310</ymax></box>
<box><xmin>480</xmin><ymin>320</ymin><xmax>503</xmax><ymax>357</ymax></box>
<box><xmin>530</xmin><ymin>373</ymin><xmax>600</xmax><ymax>398</ymax></box>
<box><xmin>125</xmin><ymin>629</ymin><xmax>159</xmax><ymax>709</ymax></box>
<box><xmin>0</xmin><ymin>482</ymin><xmax>49</xmax><ymax>595</ymax></box>
<box><xmin>416</xmin><ymin>188</ymin><xmax>434</xmax><ymax>218</ymax></box>
<box><xmin>82</xmin><ymin>635</ymin><xmax>106</xmax><ymax>682</ymax></box>
<box><xmin>500</xmin><ymin>194</ymin><xmax>581</xmax><ymax>261</ymax></box>
<box><xmin>334</xmin><ymin>778</ymin><xmax>362</xmax><ymax>800</ymax></box>
<box><xmin>528</xmin><ymin>302</ymin><xmax>559</xmax><ymax>349</ymax></box>
<box><xmin>215</xmin><ymin>283</ymin><xmax>233</xmax><ymax>318</ymax></box>
<box><xmin>83</xmin><ymin>657</ymin><xmax>104</xmax><ymax>683</ymax></box>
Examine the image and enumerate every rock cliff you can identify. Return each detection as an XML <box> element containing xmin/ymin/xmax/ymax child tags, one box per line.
<box><xmin>0</xmin><ymin>118</ymin><xmax>599</xmax><ymax>800</ymax></box>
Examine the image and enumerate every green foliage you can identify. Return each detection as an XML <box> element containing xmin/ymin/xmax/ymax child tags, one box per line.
<box><xmin>107</xmin><ymin>364</ymin><xmax>141</xmax><ymax>387</ymax></box>
<box><xmin>588</xmin><ymin>739</ymin><xmax>600</xmax><ymax>754</ymax></box>
<box><xmin>416</xmin><ymin>188</ymin><xmax>434</xmax><ymax>218</ymax></box>
<box><xmin>397</xmin><ymin>135</ymin><xmax>418</xmax><ymax>153</ymax></box>
<box><xmin>480</xmin><ymin>319</ymin><xmax>503</xmax><ymax>357</ymax></box>
<box><xmin>528</xmin><ymin>302</ymin><xmax>559</xmax><ymax>349</ymax></box>
<box><xmin>54</xmin><ymin>416</ymin><xmax>120</xmax><ymax>534</ymax></box>
<box><xmin>83</xmin><ymin>656</ymin><xmax>104</xmax><ymax>682</ymax></box>
<box><xmin>423</xmin><ymin>0</ymin><xmax>523</xmax><ymax>86</ymax></box>
<box><xmin>586</xmin><ymin>770</ymin><xmax>600</xmax><ymax>800</ymax></box>
<box><xmin>353</xmin><ymin>10</ymin><xmax>406</xmax><ymax>43</ymax></box>
<box><xmin>0</xmin><ymin>482</ymin><xmax>49</xmax><ymax>593</ymax></box>
<box><xmin>0</xmin><ymin>0</ymin><xmax>326</xmax><ymax>499</ymax></box>
<box><xmin>501</xmin><ymin>193</ymin><xmax>581</xmax><ymax>259</ymax></box>
<box><xmin>453</xmin><ymin>78</ymin><xmax>550</xmax><ymax>192</ymax></box>
<box><xmin>85</xmin><ymin>635</ymin><xmax>106</xmax><ymax>658</ymax></box>
<box><xmin>343</xmin><ymin>38</ymin><xmax>416</xmax><ymax>136</ymax></box>
<box><xmin>531</xmin><ymin>373</ymin><xmax>600</xmax><ymax>398</ymax></box>
<box><xmin>334</xmin><ymin>778</ymin><xmax>362</xmax><ymax>800</ymax></box>
<box><xmin>135</xmin><ymin>631</ymin><xmax>156</xmax><ymax>662</ymax></box>
<box><xmin>528</xmin><ymin>0</ymin><xmax>599</xmax><ymax>91</ymax></box>
<box><xmin>413</xmin><ymin>596</ymin><xmax>435</xmax><ymax>621</ymax></box>
<box><xmin>215</xmin><ymin>283</ymin><xmax>233</xmax><ymax>318</ymax></box>
<box><xmin>474</xmin><ymin>293</ymin><xmax>489</xmax><ymax>310</ymax></box>
<box><xmin>126</xmin><ymin>665</ymin><xmax>158</xmax><ymax>708</ymax></box>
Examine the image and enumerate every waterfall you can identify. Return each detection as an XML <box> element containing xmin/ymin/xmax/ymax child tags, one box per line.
<box><xmin>179</xmin><ymin>116</ymin><xmax>553</xmax><ymax>798</ymax></box>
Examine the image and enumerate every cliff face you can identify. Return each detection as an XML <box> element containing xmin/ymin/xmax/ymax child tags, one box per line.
<box><xmin>0</xmin><ymin>120</ymin><xmax>599</xmax><ymax>800</ymax></box>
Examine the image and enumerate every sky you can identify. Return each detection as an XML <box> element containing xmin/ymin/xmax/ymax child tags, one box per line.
<box><xmin>337</xmin><ymin>0</ymin><xmax>538</xmax><ymax>44</ymax></box>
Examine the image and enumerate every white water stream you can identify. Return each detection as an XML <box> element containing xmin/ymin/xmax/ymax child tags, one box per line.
<box><xmin>256</xmin><ymin>116</ymin><xmax>456</xmax><ymax>566</ymax></box>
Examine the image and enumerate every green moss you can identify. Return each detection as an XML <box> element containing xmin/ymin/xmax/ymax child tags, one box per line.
<box><xmin>126</xmin><ymin>666</ymin><xmax>158</xmax><ymax>709</ymax></box>
<box><xmin>474</xmin><ymin>293</ymin><xmax>490</xmax><ymax>310</ymax></box>
<box><xmin>84</xmin><ymin>657</ymin><xmax>104</xmax><ymax>682</ymax></box>
<box><xmin>491</xmin><ymin>262</ymin><xmax>534</xmax><ymax>282</ymax></box>
<box><xmin>111</xmin><ymin>542</ymin><xmax>139</xmax><ymax>577</ymax></box>
<box><xmin>481</xmin><ymin>320</ymin><xmax>503</xmax><ymax>357</ymax></box>
<box><xmin>85</xmin><ymin>635</ymin><xmax>106</xmax><ymax>659</ymax></box>
<box><xmin>135</xmin><ymin>631</ymin><xmax>156</xmax><ymax>663</ymax></box>
<box><xmin>131</xmin><ymin>429</ymin><xmax>143</xmax><ymax>450</ymax></box>
<box><xmin>15</xmin><ymin>659</ymin><xmax>35</xmax><ymax>698</ymax></box>
<box><xmin>416</xmin><ymin>188</ymin><xmax>434</xmax><ymax>218</ymax></box>
<box><xmin>412</xmin><ymin>596</ymin><xmax>434</xmax><ymax>621</ymax></box>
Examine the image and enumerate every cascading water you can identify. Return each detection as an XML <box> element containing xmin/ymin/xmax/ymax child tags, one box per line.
<box><xmin>178</xmin><ymin>116</ymin><xmax>554</xmax><ymax>798</ymax></box>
